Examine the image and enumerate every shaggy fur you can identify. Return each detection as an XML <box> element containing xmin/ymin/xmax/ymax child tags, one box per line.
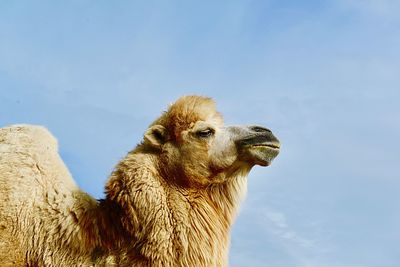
<box><xmin>0</xmin><ymin>96</ymin><xmax>279</xmax><ymax>266</ymax></box>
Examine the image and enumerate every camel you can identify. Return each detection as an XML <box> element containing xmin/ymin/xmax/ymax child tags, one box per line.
<box><xmin>0</xmin><ymin>95</ymin><xmax>280</xmax><ymax>266</ymax></box>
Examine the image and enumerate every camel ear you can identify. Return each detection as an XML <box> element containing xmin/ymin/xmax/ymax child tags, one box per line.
<box><xmin>144</xmin><ymin>125</ymin><xmax>168</xmax><ymax>147</ymax></box>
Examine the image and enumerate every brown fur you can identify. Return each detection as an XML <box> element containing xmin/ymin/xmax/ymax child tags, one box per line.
<box><xmin>0</xmin><ymin>96</ymin><xmax>278</xmax><ymax>266</ymax></box>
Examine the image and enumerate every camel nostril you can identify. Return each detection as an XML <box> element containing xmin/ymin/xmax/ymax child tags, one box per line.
<box><xmin>250</xmin><ymin>126</ymin><xmax>272</xmax><ymax>133</ymax></box>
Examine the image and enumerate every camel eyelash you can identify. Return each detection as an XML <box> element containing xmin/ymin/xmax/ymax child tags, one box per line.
<box><xmin>195</xmin><ymin>128</ymin><xmax>215</xmax><ymax>138</ymax></box>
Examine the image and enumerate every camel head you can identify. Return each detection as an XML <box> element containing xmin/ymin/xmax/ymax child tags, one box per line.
<box><xmin>143</xmin><ymin>95</ymin><xmax>280</xmax><ymax>188</ymax></box>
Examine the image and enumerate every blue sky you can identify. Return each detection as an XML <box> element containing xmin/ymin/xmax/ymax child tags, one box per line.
<box><xmin>1</xmin><ymin>1</ymin><xmax>399</xmax><ymax>266</ymax></box>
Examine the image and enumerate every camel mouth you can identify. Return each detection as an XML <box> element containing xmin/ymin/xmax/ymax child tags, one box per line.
<box><xmin>251</xmin><ymin>143</ymin><xmax>280</xmax><ymax>150</ymax></box>
<box><xmin>248</xmin><ymin>143</ymin><xmax>280</xmax><ymax>166</ymax></box>
<box><xmin>239</xmin><ymin>140</ymin><xmax>280</xmax><ymax>167</ymax></box>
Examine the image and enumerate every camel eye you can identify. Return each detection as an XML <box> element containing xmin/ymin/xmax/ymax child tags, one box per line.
<box><xmin>196</xmin><ymin>128</ymin><xmax>214</xmax><ymax>138</ymax></box>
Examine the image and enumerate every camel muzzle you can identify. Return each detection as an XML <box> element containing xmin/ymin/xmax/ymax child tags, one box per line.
<box><xmin>236</xmin><ymin>126</ymin><xmax>280</xmax><ymax>166</ymax></box>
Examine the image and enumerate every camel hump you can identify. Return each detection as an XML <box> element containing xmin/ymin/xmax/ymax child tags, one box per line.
<box><xmin>0</xmin><ymin>124</ymin><xmax>58</xmax><ymax>153</ymax></box>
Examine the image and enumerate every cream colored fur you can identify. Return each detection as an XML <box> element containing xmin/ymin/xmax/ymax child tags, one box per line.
<box><xmin>0</xmin><ymin>96</ymin><xmax>275</xmax><ymax>266</ymax></box>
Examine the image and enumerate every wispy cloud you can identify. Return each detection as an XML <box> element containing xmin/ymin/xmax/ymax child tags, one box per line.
<box><xmin>262</xmin><ymin>209</ymin><xmax>315</xmax><ymax>250</ymax></box>
<box><xmin>259</xmin><ymin>208</ymin><xmax>367</xmax><ymax>267</ymax></box>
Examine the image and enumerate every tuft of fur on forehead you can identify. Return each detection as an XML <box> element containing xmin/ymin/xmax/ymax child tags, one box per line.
<box><xmin>155</xmin><ymin>95</ymin><xmax>223</xmax><ymax>141</ymax></box>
